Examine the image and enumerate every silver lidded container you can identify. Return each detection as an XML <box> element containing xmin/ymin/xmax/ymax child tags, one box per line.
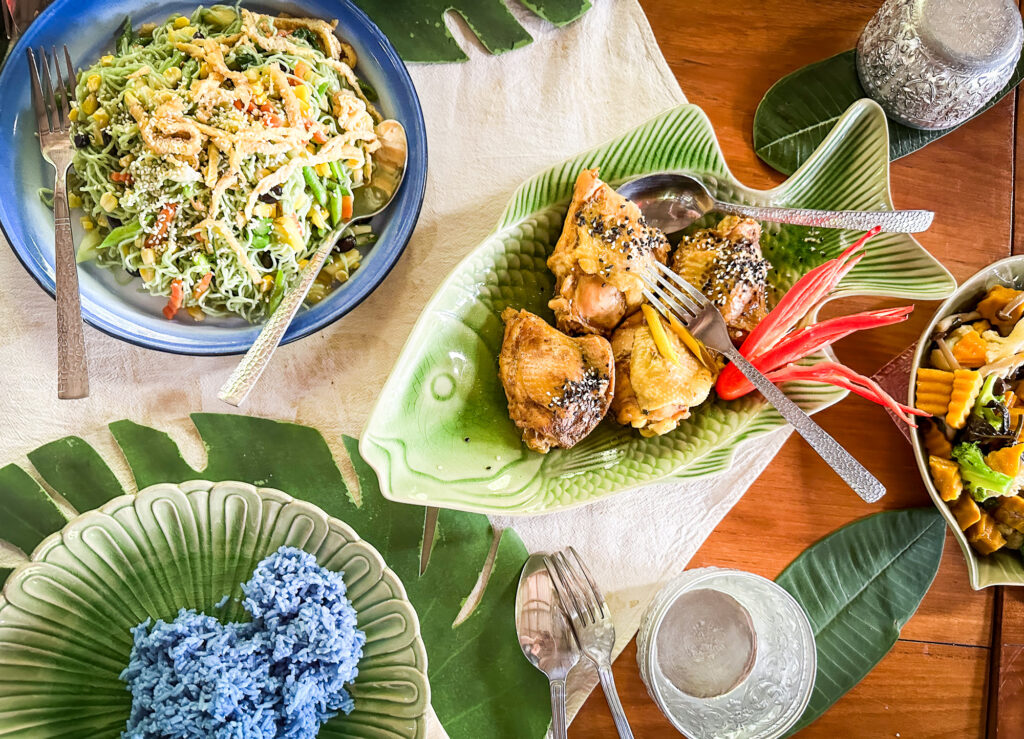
<box><xmin>856</xmin><ymin>0</ymin><xmax>1023</xmax><ymax>130</ymax></box>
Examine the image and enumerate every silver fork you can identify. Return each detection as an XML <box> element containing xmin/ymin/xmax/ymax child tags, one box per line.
<box><xmin>643</xmin><ymin>262</ymin><xmax>884</xmax><ymax>502</ymax></box>
<box><xmin>2</xmin><ymin>2</ymin><xmax>18</xmax><ymax>58</ymax></box>
<box><xmin>545</xmin><ymin>548</ymin><xmax>634</xmax><ymax>739</ymax></box>
<box><xmin>28</xmin><ymin>46</ymin><xmax>89</xmax><ymax>398</ymax></box>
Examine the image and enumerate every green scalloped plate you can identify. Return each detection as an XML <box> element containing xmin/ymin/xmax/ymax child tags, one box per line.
<box><xmin>0</xmin><ymin>480</ymin><xmax>430</xmax><ymax>738</ymax></box>
<box><xmin>361</xmin><ymin>100</ymin><xmax>956</xmax><ymax>516</ymax></box>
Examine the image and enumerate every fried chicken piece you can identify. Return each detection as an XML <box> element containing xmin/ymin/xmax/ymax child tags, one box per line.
<box><xmin>610</xmin><ymin>312</ymin><xmax>717</xmax><ymax>437</ymax></box>
<box><xmin>670</xmin><ymin>216</ymin><xmax>771</xmax><ymax>344</ymax></box>
<box><xmin>548</xmin><ymin>169</ymin><xmax>670</xmax><ymax>336</ymax></box>
<box><xmin>499</xmin><ymin>308</ymin><xmax>615</xmax><ymax>453</ymax></box>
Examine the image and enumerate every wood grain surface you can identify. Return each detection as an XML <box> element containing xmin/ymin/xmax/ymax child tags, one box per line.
<box><xmin>570</xmin><ymin>0</ymin><xmax>1019</xmax><ymax>735</ymax></box>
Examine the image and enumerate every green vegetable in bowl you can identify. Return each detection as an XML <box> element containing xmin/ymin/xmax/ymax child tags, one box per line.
<box><xmin>953</xmin><ymin>442</ymin><xmax>1014</xmax><ymax>501</ymax></box>
<box><xmin>973</xmin><ymin>375</ymin><xmax>1007</xmax><ymax>430</ymax></box>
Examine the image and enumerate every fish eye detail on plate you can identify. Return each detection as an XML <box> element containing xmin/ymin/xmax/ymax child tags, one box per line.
<box><xmin>61</xmin><ymin>5</ymin><xmax>393</xmax><ymax>323</ymax></box>
<box><xmin>498</xmin><ymin>169</ymin><xmax>926</xmax><ymax>454</ymax></box>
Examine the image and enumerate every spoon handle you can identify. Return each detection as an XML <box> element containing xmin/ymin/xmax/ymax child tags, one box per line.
<box><xmin>714</xmin><ymin>201</ymin><xmax>933</xmax><ymax>234</ymax></box>
<box><xmin>218</xmin><ymin>223</ymin><xmax>347</xmax><ymax>407</ymax></box>
<box><xmin>550</xmin><ymin>679</ymin><xmax>568</xmax><ymax>739</ymax></box>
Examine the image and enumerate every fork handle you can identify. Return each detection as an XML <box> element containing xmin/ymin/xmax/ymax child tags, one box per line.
<box><xmin>549</xmin><ymin>678</ymin><xmax>568</xmax><ymax>739</ymax></box>
<box><xmin>53</xmin><ymin>163</ymin><xmax>89</xmax><ymax>399</ymax></box>
<box><xmin>720</xmin><ymin>344</ymin><xmax>885</xmax><ymax>503</ymax></box>
<box><xmin>597</xmin><ymin>664</ymin><xmax>634</xmax><ymax>739</ymax></box>
<box><xmin>714</xmin><ymin>201</ymin><xmax>933</xmax><ymax>234</ymax></box>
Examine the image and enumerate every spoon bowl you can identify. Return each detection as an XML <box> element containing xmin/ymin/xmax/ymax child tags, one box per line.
<box><xmin>515</xmin><ymin>553</ymin><xmax>580</xmax><ymax>739</ymax></box>
<box><xmin>617</xmin><ymin>172</ymin><xmax>933</xmax><ymax>234</ymax></box>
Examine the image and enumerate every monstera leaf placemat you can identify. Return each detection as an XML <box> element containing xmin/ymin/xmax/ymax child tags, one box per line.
<box><xmin>0</xmin><ymin>414</ymin><xmax>549</xmax><ymax>739</ymax></box>
<box><xmin>352</xmin><ymin>0</ymin><xmax>591</xmax><ymax>62</ymax></box>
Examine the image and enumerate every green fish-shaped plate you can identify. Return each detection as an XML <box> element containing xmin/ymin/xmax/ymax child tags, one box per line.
<box><xmin>361</xmin><ymin>101</ymin><xmax>955</xmax><ymax>516</ymax></box>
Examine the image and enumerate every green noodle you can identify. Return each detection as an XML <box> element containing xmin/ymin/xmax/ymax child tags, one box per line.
<box><xmin>68</xmin><ymin>5</ymin><xmax>377</xmax><ymax>322</ymax></box>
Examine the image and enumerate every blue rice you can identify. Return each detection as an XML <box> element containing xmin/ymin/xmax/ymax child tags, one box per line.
<box><xmin>120</xmin><ymin>546</ymin><xmax>366</xmax><ymax>739</ymax></box>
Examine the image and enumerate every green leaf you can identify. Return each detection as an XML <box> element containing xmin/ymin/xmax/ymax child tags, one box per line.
<box><xmin>777</xmin><ymin>508</ymin><xmax>945</xmax><ymax>734</ymax></box>
<box><xmin>28</xmin><ymin>437</ymin><xmax>124</xmax><ymax>512</ymax></box>
<box><xmin>753</xmin><ymin>50</ymin><xmax>1024</xmax><ymax>175</ymax></box>
<box><xmin>0</xmin><ymin>415</ymin><xmax>549</xmax><ymax>739</ymax></box>
<box><xmin>351</xmin><ymin>0</ymin><xmax>591</xmax><ymax>62</ymax></box>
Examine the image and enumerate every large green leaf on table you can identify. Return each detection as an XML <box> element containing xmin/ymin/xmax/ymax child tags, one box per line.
<box><xmin>351</xmin><ymin>0</ymin><xmax>591</xmax><ymax>63</ymax></box>
<box><xmin>776</xmin><ymin>508</ymin><xmax>946</xmax><ymax>735</ymax></box>
<box><xmin>0</xmin><ymin>414</ymin><xmax>550</xmax><ymax>739</ymax></box>
<box><xmin>753</xmin><ymin>50</ymin><xmax>1024</xmax><ymax>175</ymax></box>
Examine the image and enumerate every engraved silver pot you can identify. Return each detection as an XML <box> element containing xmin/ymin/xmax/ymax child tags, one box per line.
<box><xmin>856</xmin><ymin>0</ymin><xmax>1023</xmax><ymax>130</ymax></box>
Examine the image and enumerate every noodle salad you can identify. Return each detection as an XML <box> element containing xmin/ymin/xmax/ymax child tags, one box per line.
<box><xmin>67</xmin><ymin>5</ymin><xmax>387</xmax><ymax>322</ymax></box>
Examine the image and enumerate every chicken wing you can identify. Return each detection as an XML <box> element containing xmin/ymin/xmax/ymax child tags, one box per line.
<box><xmin>610</xmin><ymin>311</ymin><xmax>717</xmax><ymax>437</ymax></box>
<box><xmin>498</xmin><ymin>308</ymin><xmax>615</xmax><ymax>453</ymax></box>
<box><xmin>548</xmin><ymin>169</ymin><xmax>670</xmax><ymax>336</ymax></box>
<box><xmin>671</xmin><ymin>215</ymin><xmax>771</xmax><ymax>344</ymax></box>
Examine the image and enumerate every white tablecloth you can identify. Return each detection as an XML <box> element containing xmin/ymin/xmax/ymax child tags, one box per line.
<box><xmin>0</xmin><ymin>1</ymin><xmax>790</xmax><ymax>733</ymax></box>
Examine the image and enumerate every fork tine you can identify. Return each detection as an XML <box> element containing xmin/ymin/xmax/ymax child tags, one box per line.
<box><xmin>51</xmin><ymin>46</ymin><xmax>70</xmax><ymax>131</ymax></box>
<box><xmin>656</xmin><ymin>262</ymin><xmax>711</xmax><ymax>306</ymax></box>
<box><xmin>650</xmin><ymin>269</ymin><xmax>703</xmax><ymax>315</ymax></box>
<box><xmin>63</xmin><ymin>46</ymin><xmax>76</xmax><ymax>102</ymax></box>
<box><xmin>38</xmin><ymin>47</ymin><xmax>56</xmax><ymax>134</ymax></box>
<box><xmin>26</xmin><ymin>48</ymin><xmax>50</xmax><ymax>134</ymax></box>
<box><xmin>554</xmin><ymin>551</ymin><xmax>596</xmax><ymax>625</ymax></box>
<box><xmin>545</xmin><ymin>554</ymin><xmax>586</xmax><ymax>626</ymax></box>
<box><xmin>566</xmin><ymin>547</ymin><xmax>609</xmax><ymax>618</ymax></box>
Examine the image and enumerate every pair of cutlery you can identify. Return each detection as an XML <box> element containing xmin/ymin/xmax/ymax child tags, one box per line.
<box><xmin>515</xmin><ymin>548</ymin><xmax>632</xmax><ymax>739</ymax></box>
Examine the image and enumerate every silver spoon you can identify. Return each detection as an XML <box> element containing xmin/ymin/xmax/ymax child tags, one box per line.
<box><xmin>218</xmin><ymin>120</ymin><xmax>408</xmax><ymax>407</ymax></box>
<box><xmin>617</xmin><ymin>172</ymin><xmax>934</xmax><ymax>234</ymax></box>
<box><xmin>516</xmin><ymin>553</ymin><xmax>580</xmax><ymax>739</ymax></box>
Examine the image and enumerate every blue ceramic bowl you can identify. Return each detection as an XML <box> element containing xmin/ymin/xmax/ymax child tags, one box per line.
<box><xmin>0</xmin><ymin>0</ymin><xmax>426</xmax><ymax>355</ymax></box>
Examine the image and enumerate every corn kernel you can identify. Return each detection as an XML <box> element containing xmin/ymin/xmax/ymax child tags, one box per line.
<box><xmin>119</xmin><ymin>154</ymin><xmax>134</xmax><ymax>168</ymax></box>
<box><xmin>92</xmin><ymin>109</ymin><xmax>110</xmax><ymax>129</ymax></box>
<box><xmin>293</xmin><ymin>84</ymin><xmax>310</xmax><ymax>103</ymax></box>
<box><xmin>293</xmin><ymin>192</ymin><xmax>309</xmax><ymax>213</ymax></box>
<box><xmin>141</xmin><ymin>247</ymin><xmax>155</xmax><ymax>265</ymax></box>
<box><xmin>260</xmin><ymin>274</ymin><xmax>274</xmax><ymax>293</ymax></box>
<box><xmin>186</xmin><ymin>306</ymin><xmax>205</xmax><ymax>321</ymax></box>
<box><xmin>199</xmin><ymin>62</ymin><xmax>209</xmax><ymax>79</ymax></box>
<box><xmin>80</xmin><ymin>216</ymin><xmax>94</xmax><ymax>230</ymax></box>
<box><xmin>314</xmin><ymin>162</ymin><xmax>329</xmax><ymax>177</ymax></box>
<box><xmin>68</xmin><ymin>192</ymin><xmax>82</xmax><ymax>208</ymax></box>
<box><xmin>99</xmin><ymin>192</ymin><xmax>118</xmax><ymax>212</ymax></box>
<box><xmin>100</xmin><ymin>54</ymin><xmax>114</xmax><ymax>66</ymax></box>
<box><xmin>140</xmin><ymin>267</ymin><xmax>155</xmax><ymax>282</ymax></box>
<box><xmin>173</xmin><ymin>15</ymin><xmax>190</xmax><ymax>28</ymax></box>
<box><xmin>81</xmin><ymin>94</ymin><xmax>98</xmax><ymax>116</ymax></box>
<box><xmin>138</xmin><ymin>23</ymin><xmax>156</xmax><ymax>37</ymax></box>
<box><xmin>96</xmin><ymin>215</ymin><xmax>109</xmax><ymax>228</ymax></box>
<box><xmin>163</xmin><ymin>66</ymin><xmax>182</xmax><ymax>85</ymax></box>
<box><xmin>298</xmin><ymin>99</ymin><xmax>310</xmax><ymax>116</ymax></box>
<box><xmin>298</xmin><ymin>259</ymin><xmax>309</xmax><ymax>269</ymax></box>
<box><xmin>309</xmin><ymin>206</ymin><xmax>326</xmax><ymax>230</ymax></box>
<box><xmin>68</xmin><ymin>107</ymin><xmax>78</xmax><ymax>121</ymax></box>
<box><xmin>86</xmin><ymin>74</ymin><xmax>101</xmax><ymax>92</ymax></box>
<box><xmin>254</xmin><ymin>202</ymin><xmax>275</xmax><ymax>219</ymax></box>
<box><xmin>244</xmin><ymin>68</ymin><xmax>261</xmax><ymax>82</ymax></box>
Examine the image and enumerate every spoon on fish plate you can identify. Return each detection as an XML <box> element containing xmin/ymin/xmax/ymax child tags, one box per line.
<box><xmin>516</xmin><ymin>553</ymin><xmax>580</xmax><ymax>739</ymax></box>
<box><xmin>218</xmin><ymin>120</ymin><xmax>407</xmax><ymax>407</ymax></box>
<box><xmin>618</xmin><ymin>172</ymin><xmax>933</xmax><ymax>234</ymax></box>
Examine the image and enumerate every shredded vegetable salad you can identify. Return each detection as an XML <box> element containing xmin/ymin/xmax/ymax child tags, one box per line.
<box><xmin>67</xmin><ymin>5</ymin><xmax>385</xmax><ymax>322</ymax></box>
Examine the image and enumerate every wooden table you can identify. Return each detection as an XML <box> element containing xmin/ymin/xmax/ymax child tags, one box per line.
<box><xmin>571</xmin><ymin>0</ymin><xmax>1022</xmax><ymax>735</ymax></box>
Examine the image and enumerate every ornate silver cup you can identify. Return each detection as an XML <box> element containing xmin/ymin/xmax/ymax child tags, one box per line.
<box><xmin>857</xmin><ymin>0</ymin><xmax>1023</xmax><ymax>130</ymax></box>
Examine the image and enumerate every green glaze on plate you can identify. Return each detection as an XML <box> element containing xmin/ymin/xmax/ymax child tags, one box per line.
<box><xmin>361</xmin><ymin>100</ymin><xmax>956</xmax><ymax>516</ymax></box>
<box><xmin>910</xmin><ymin>256</ymin><xmax>1024</xmax><ymax>589</ymax></box>
<box><xmin>0</xmin><ymin>481</ymin><xmax>430</xmax><ymax>738</ymax></box>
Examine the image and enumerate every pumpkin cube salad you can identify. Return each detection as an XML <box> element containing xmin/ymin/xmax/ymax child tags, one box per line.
<box><xmin>916</xmin><ymin>283</ymin><xmax>1024</xmax><ymax>557</ymax></box>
